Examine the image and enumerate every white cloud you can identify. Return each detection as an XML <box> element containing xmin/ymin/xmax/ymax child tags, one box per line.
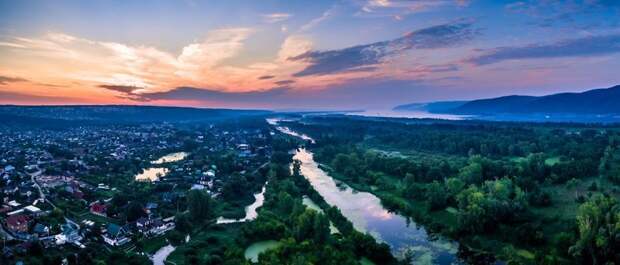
<box><xmin>356</xmin><ymin>0</ymin><xmax>450</xmax><ymax>18</ymax></box>
<box><xmin>176</xmin><ymin>28</ymin><xmax>254</xmax><ymax>80</ymax></box>
<box><xmin>262</xmin><ymin>13</ymin><xmax>292</xmax><ymax>23</ymax></box>
<box><xmin>278</xmin><ymin>35</ymin><xmax>313</xmax><ymax>62</ymax></box>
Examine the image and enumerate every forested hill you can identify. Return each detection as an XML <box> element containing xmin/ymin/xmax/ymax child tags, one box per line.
<box><xmin>395</xmin><ymin>85</ymin><xmax>620</xmax><ymax>115</ymax></box>
<box><xmin>0</xmin><ymin>105</ymin><xmax>270</xmax><ymax>126</ymax></box>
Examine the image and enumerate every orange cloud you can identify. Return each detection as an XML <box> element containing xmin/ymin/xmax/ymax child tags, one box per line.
<box><xmin>0</xmin><ymin>23</ymin><xmax>469</xmax><ymax>105</ymax></box>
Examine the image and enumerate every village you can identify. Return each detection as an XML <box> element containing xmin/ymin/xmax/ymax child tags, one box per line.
<box><xmin>0</xmin><ymin>121</ymin><xmax>273</xmax><ymax>263</ymax></box>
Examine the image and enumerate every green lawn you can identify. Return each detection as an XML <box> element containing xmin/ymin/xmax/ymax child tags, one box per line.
<box><xmin>166</xmin><ymin>223</ymin><xmax>243</xmax><ymax>264</ymax></box>
<box><xmin>544</xmin><ymin>156</ymin><xmax>561</xmax><ymax>166</ymax></box>
<box><xmin>142</xmin><ymin>236</ymin><xmax>169</xmax><ymax>254</ymax></box>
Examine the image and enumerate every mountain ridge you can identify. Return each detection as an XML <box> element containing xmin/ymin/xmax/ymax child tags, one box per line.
<box><xmin>394</xmin><ymin>85</ymin><xmax>620</xmax><ymax>115</ymax></box>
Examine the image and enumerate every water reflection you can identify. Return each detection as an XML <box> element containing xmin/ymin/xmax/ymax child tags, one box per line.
<box><xmin>151</xmin><ymin>152</ymin><xmax>188</xmax><ymax>164</ymax></box>
<box><xmin>293</xmin><ymin>147</ymin><xmax>461</xmax><ymax>264</ymax></box>
<box><xmin>135</xmin><ymin>167</ymin><xmax>168</xmax><ymax>182</ymax></box>
<box><xmin>266</xmin><ymin>118</ymin><xmax>315</xmax><ymax>143</ymax></box>
<box><xmin>216</xmin><ymin>183</ymin><xmax>267</xmax><ymax>224</ymax></box>
<box><xmin>244</xmin><ymin>240</ymin><xmax>282</xmax><ymax>263</ymax></box>
<box><xmin>136</xmin><ymin>152</ymin><xmax>188</xmax><ymax>181</ymax></box>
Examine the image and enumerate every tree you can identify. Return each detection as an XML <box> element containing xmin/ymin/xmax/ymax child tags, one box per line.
<box><xmin>459</xmin><ymin>157</ymin><xmax>483</xmax><ymax>184</ymax></box>
<box><xmin>294</xmin><ymin>210</ymin><xmax>330</xmax><ymax>244</ymax></box>
<box><xmin>175</xmin><ymin>212</ymin><xmax>193</xmax><ymax>233</ymax></box>
<box><xmin>221</xmin><ymin>173</ymin><xmax>249</xmax><ymax>201</ymax></box>
<box><xmin>111</xmin><ymin>193</ymin><xmax>129</xmax><ymax>207</ymax></box>
<box><xmin>125</xmin><ymin>202</ymin><xmax>145</xmax><ymax>222</ymax></box>
<box><xmin>187</xmin><ymin>190</ymin><xmax>213</xmax><ymax>221</ymax></box>
<box><xmin>292</xmin><ymin>160</ymin><xmax>302</xmax><ymax>177</ymax></box>
<box><xmin>445</xmin><ymin>177</ymin><xmax>465</xmax><ymax>197</ymax></box>
<box><xmin>456</xmin><ymin>186</ymin><xmax>487</xmax><ymax>233</ymax></box>
<box><xmin>426</xmin><ymin>181</ymin><xmax>448</xmax><ymax>210</ymax></box>
<box><xmin>569</xmin><ymin>194</ymin><xmax>620</xmax><ymax>264</ymax></box>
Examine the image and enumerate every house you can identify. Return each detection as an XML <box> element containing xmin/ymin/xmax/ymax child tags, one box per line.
<box><xmin>136</xmin><ymin>217</ymin><xmax>154</xmax><ymax>232</ymax></box>
<box><xmin>89</xmin><ymin>202</ymin><xmax>107</xmax><ymax>217</ymax></box>
<box><xmin>33</xmin><ymin>223</ymin><xmax>50</xmax><ymax>236</ymax></box>
<box><xmin>24</xmin><ymin>205</ymin><xmax>42</xmax><ymax>217</ymax></box>
<box><xmin>7</xmin><ymin>200</ymin><xmax>21</xmax><ymax>208</ymax></box>
<box><xmin>55</xmin><ymin>222</ymin><xmax>82</xmax><ymax>246</ymax></box>
<box><xmin>60</xmin><ymin>223</ymin><xmax>81</xmax><ymax>242</ymax></box>
<box><xmin>4</xmin><ymin>165</ymin><xmax>15</xmax><ymax>172</ymax></box>
<box><xmin>5</xmin><ymin>215</ymin><xmax>30</xmax><ymax>233</ymax></box>
<box><xmin>102</xmin><ymin>223</ymin><xmax>131</xmax><ymax>246</ymax></box>
<box><xmin>136</xmin><ymin>217</ymin><xmax>174</xmax><ymax>236</ymax></box>
<box><xmin>204</xmin><ymin>169</ymin><xmax>215</xmax><ymax>178</ymax></box>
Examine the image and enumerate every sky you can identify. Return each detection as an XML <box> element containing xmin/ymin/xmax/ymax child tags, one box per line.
<box><xmin>1</xmin><ymin>0</ymin><xmax>620</xmax><ymax>110</ymax></box>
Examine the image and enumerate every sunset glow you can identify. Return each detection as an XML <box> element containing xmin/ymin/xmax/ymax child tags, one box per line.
<box><xmin>1</xmin><ymin>0</ymin><xmax>620</xmax><ymax>109</ymax></box>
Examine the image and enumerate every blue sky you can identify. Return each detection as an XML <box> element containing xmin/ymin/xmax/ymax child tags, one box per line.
<box><xmin>1</xmin><ymin>0</ymin><xmax>619</xmax><ymax>109</ymax></box>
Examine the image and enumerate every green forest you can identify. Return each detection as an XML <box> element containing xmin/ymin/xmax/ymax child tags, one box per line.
<box><xmin>284</xmin><ymin>115</ymin><xmax>620</xmax><ymax>265</ymax></box>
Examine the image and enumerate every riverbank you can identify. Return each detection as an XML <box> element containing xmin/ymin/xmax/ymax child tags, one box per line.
<box><xmin>317</xmin><ymin>163</ymin><xmax>508</xmax><ymax>262</ymax></box>
<box><xmin>292</xmin><ymin>147</ymin><xmax>463</xmax><ymax>264</ymax></box>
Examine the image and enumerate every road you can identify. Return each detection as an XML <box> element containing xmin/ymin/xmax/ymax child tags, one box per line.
<box><xmin>28</xmin><ymin>169</ymin><xmax>58</xmax><ymax>209</ymax></box>
<box><xmin>29</xmin><ymin>169</ymin><xmax>45</xmax><ymax>200</ymax></box>
<box><xmin>251</xmin><ymin>161</ymin><xmax>270</xmax><ymax>175</ymax></box>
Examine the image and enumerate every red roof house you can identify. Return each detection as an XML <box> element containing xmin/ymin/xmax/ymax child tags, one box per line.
<box><xmin>6</xmin><ymin>215</ymin><xmax>30</xmax><ymax>233</ymax></box>
<box><xmin>90</xmin><ymin>202</ymin><xmax>107</xmax><ymax>217</ymax></box>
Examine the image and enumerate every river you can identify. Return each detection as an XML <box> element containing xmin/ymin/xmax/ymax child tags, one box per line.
<box><xmin>216</xmin><ymin>183</ymin><xmax>267</xmax><ymax>224</ymax></box>
<box><xmin>272</xmin><ymin>119</ymin><xmax>462</xmax><ymax>264</ymax></box>
<box><xmin>266</xmin><ymin>118</ymin><xmax>316</xmax><ymax>143</ymax></box>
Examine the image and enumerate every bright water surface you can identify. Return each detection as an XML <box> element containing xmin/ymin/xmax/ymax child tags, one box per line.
<box><xmin>151</xmin><ymin>152</ymin><xmax>188</xmax><ymax>164</ymax></box>
<box><xmin>135</xmin><ymin>152</ymin><xmax>189</xmax><ymax>181</ymax></box>
<box><xmin>244</xmin><ymin>240</ymin><xmax>282</xmax><ymax>262</ymax></box>
<box><xmin>216</xmin><ymin>184</ymin><xmax>267</xmax><ymax>224</ymax></box>
<box><xmin>272</xmin><ymin>119</ymin><xmax>463</xmax><ymax>264</ymax></box>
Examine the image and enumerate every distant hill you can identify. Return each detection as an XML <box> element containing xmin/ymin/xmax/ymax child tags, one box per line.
<box><xmin>395</xmin><ymin>85</ymin><xmax>620</xmax><ymax>116</ymax></box>
<box><xmin>452</xmin><ymin>85</ymin><xmax>620</xmax><ymax>115</ymax></box>
<box><xmin>0</xmin><ymin>105</ymin><xmax>270</xmax><ymax>127</ymax></box>
<box><xmin>393</xmin><ymin>101</ymin><xmax>467</xmax><ymax>112</ymax></box>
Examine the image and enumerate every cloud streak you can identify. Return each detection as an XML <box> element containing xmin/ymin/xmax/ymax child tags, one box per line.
<box><xmin>300</xmin><ymin>7</ymin><xmax>336</xmax><ymax>32</ymax></box>
<box><xmin>468</xmin><ymin>34</ymin><xmax>620</xmax><ymax>65</ymax></box>
<box><xmin>102</xmin><ymin>86</ymin><xmax>292</xmax><ymax>107</ymax></box>
<box><xmin>0</xmin><ymin>76</ymin><xmax>28</xmax><ymax>85</ymax></box>
<box><xmin>274</xmin><ymin>80</ymin><xmax>295</xmax><ymax>85</ymax></box>
<box><xmin>0</xmin><ymin>90</ymin><xmax>80</xmax><ymax>104</ymax></box>
<box><xmin>258</xmin><ymin>75</ymin><xmax>275</xmax><ymax>80</ymax></box>
<box><xmin>290</xmin><ymin>21</ymin><xmax>477</xmax><ymax>76</ymax></box>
